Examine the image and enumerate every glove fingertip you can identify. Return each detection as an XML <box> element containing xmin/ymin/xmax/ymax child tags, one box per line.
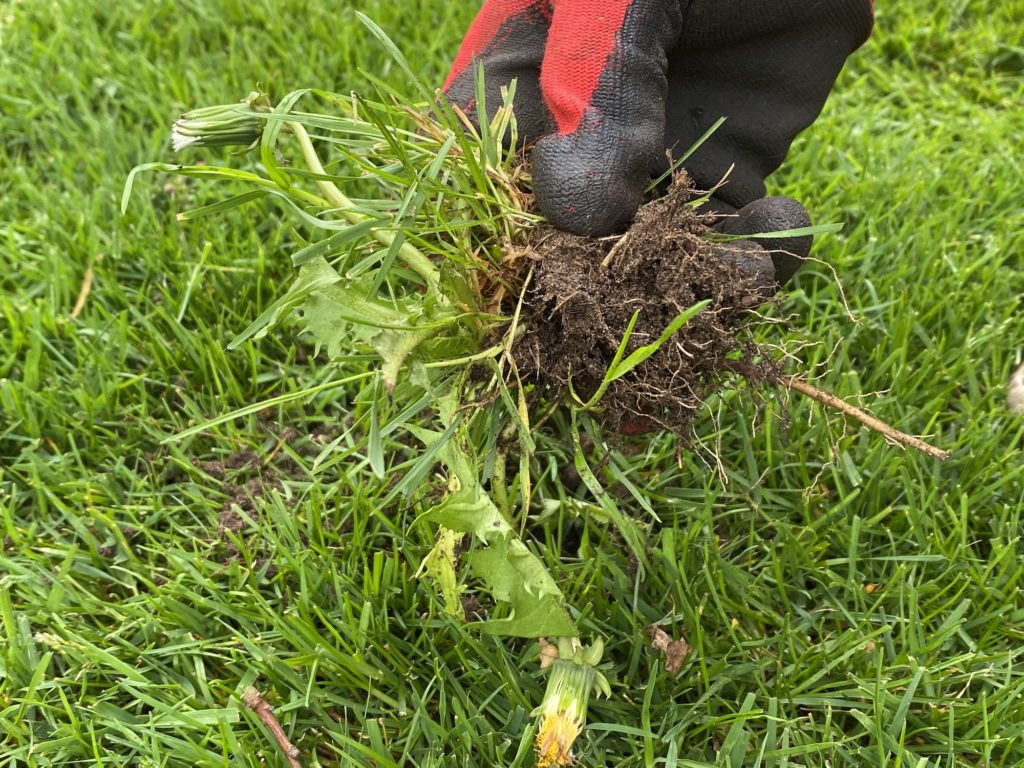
<box><xmin>717</xmin><ymin>239</ymin><xmax>778</xmax><ymax>295</ymax></box>
<box><xmin>532</xmin><ymin>133</ymin><xmax>646</xmax><ymax>237</ymax></box>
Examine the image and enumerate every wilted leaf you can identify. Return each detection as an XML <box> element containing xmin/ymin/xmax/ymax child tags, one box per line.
<box><xmin>538</xmin><ymin>638</ymin><xmax>559</xmax><ymax>669</ymax></box>
<box><xmin>645</xmin><ymin>625</ymin><xmax>692</xmax><ymax>675</ymax></box>
<box><xmin>418</xmin><ymin>527</ymin><xmax>465</xmax><ymax>619</ymax></box>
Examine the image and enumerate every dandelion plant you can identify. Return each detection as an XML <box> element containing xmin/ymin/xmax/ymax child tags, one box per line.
<box><xmin>121</xmin><ymin>15</ymin><xmax>632</xmax><ymax>764</ymax></box>
<box><xmin>125</xmin><ymin>14</ymin><xmax>881</xmax><ymax>766</ymax></box>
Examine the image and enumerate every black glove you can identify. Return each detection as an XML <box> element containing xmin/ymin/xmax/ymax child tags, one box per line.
<box><xmin>444</xmin><ymin>0</ymin><xmax>873</xmax><ymax>281</ymax></box>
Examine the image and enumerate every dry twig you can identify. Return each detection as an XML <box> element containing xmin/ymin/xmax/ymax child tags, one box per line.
<box><xmin>241</xmin><ymin>687</ymin><xmax>302</xmax><ymax>768</ymax></box>
<box><xmin>724</xmin><ymin>360</ymin><xmax>949</xmax><ymax>460</ymax></box>
<box><xmin>781</xmin><ymin>375</ymin><xmax>949</xmax><ymax>460</ymax></box>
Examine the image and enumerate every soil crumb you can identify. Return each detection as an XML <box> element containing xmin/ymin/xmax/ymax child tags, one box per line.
<box><xmin>517</xmin><ymin>176</ymin><xmax>777</xmax><ymax>434</ymax></box>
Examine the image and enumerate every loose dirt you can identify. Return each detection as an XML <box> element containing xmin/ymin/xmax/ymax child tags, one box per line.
<box><xmin>517</xmin><ymin>176</ymin><xmax>779</xmax><ymax>434</ymax></box>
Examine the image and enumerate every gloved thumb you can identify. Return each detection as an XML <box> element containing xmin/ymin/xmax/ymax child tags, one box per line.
<box><xmin>532</xmin><ymin>1</ymin><xmax>681</xmax><ymax>236</ymax></box>
<box><xmin>717</xmin><ymin>196</ymin><xmax>813</xmax><ymax>284</ymax></box>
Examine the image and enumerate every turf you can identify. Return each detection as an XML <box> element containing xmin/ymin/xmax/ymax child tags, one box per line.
<box><xmin>2</xmin><ymin>1</ymin><xmax>1024</xmax><ymax>766</ymax></box>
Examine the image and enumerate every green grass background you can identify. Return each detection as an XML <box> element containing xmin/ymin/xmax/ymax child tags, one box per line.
<box><xmin>2</xmin><ymin>1</ymin><xmax>1024</xmax><ymax>766</ymax></box>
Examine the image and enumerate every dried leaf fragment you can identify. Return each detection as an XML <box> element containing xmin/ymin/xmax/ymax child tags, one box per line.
<box><xmin>538</xmin><ymin>638</ymin><xmax>560</xmax><ymax>670</ymax></box>
<box><xmin>645</xmin><ymin>625</ymin><xmax>692</xmax><ymax>675</ymax></box>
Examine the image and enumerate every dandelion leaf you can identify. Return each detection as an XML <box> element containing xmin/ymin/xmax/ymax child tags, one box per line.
<box><xmin>466</xmin><ymin>536</ymin><xmax>577</xmax><ymax>637</ymax></box>
<box><xmin>229</xmin><ymin>257</ymin><xmax>340</xmax><ymax>349</ymax></box>
<box><xmin>416</xmin><ymin>419</ymin><xmax>576</xmax><ymax>638</ymax></box>
<box><xmin>299</xmin><ymin>257</ymin><xmax>459</xmax><ymax>388</ymax></box>
<box><xmin>418</xmin><ymin>527</ymin><xmax>465</xmax><ymax>620</ymax></box>
<box><xmin>427</xmin><ymin>484</ymin><xmax>510</xmax><ymax>542</ymax></box>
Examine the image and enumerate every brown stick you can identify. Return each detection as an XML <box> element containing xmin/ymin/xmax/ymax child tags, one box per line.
<box><xmin>724</xmin><ymin>360</ymin><xmax>949</xmax><ymax>461</ymax></box>
<box><xmin>242</xmin><ymin>687</ymin><xmax>302</xmax><ymax>768</ymax></box>
<box><xmin>781</xmin><ymin>375</ymin><xmax>949</xmax><ymax>461</ymax></box>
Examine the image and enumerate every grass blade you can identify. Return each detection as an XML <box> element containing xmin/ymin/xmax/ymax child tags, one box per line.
<box><xmin>175</xmin><ymin>190</ymin><xmax>270</xmax><ymax>221</ymax></box>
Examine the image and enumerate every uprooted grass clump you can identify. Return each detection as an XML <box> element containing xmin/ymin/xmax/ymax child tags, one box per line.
<box><xmin>518</xmin><ymin>176</ymin><xmax>778</xmax><ymax>434</ymax></box>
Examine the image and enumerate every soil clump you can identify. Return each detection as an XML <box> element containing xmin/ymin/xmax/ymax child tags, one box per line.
<box><xmin>517</xmin><ymin>177</ymin><xmax>778</xmax><ymax>434</ymax></box>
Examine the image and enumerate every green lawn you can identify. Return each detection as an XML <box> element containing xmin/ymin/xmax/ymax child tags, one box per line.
<box><xmin>3</xmin><ymin>1</ymin><xmax>1024</xmax><ymax>766</ymax></box>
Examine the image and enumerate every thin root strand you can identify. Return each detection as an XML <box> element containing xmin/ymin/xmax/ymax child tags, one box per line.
<box><xmin>781</xmin><ymin>375</ymin><xmax>949</xmax><ymax>460</ymax></box>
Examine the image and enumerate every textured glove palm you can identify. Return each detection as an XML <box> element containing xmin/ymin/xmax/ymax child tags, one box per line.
<box><xmin>445</xmin><ymin>0</ymin><xmax>873</xmax><ymax>281</ymax></box>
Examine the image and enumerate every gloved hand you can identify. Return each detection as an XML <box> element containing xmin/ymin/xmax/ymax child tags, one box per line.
<box><xmin>444</xmin><ymin>0</ymin><xmax>873</xmax><ymax>283</ymax></box>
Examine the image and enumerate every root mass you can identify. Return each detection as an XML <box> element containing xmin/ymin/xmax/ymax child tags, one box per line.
<box><xmin>518</xmin><ymin>176</ymin><xmax>774</xmax><ymax>434</ymax></box>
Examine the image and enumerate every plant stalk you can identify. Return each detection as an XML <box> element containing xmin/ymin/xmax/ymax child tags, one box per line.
<box><xmin>287</xmin><ymin>121</ymin><xmax>440</xmax><ymax>291</ymax></box>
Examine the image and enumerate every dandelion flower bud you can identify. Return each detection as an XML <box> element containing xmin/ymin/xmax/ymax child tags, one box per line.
<box><xmin>171</xmin><ymin>91</ymin><xmax>271</xmax><ymax>151</ymax></box>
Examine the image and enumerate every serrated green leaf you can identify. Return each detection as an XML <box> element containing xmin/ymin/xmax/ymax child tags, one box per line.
<box><xmin>228</xmin><ymin>257</ymin><xmax>341</xmax><ymax>349</ymax></box>
<box><xmin>470</xmin><ymin>536</ymin><xmax>561</xmax><ymax>601</ymax></box>
<box><xmin>417</xmin><ymin>417</ymin><xmax>577</xmax><ymax>638</ymax></box>
<box><xmin>426</xmin><ymin>485</ymin><xmax>510</xmax><ymax>542</ymax></box>
<box><xmin>376</xmin><ymin>326</ymin><xmax>448</xmax><ymax>391</ymax></box>
<box><xmin>466</xmin><ymin>536</ymin><xmax>576</xmax><ymax>637</ymax></box>
<box><xmin>300</xmin><ymin>273</ymin><xmax>467</xmax><ymax>388</ymax></box>
<box><xmin>303</xmin><ymin>283</ymin><xmax>413</xmax><ymax>343</ymax></box>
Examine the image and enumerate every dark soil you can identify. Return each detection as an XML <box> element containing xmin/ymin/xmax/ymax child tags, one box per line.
<box><xmin>517</xmin><ymin>176</ymin><xmax>778</xmax><ymax>434</ymax></box>
<box><xmin>194</xmin><ymin>421</ymin><xmax>341</xmax><ymax>563</ymax></box>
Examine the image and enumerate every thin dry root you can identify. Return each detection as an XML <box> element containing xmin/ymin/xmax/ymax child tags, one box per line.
<box><xmin>781</xmin><ymin>375</ymin><xmax>949</xmax><ymax>461</ymax></box>
<box><xmin>725</xmin><ymin>360</ymin><xmax>949</xmax><ymax>460</ymax></box>
<box><xmin>242</xmin><ymin>687</ymin><xmax>303</xmax><ymax>768</ymax></box>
